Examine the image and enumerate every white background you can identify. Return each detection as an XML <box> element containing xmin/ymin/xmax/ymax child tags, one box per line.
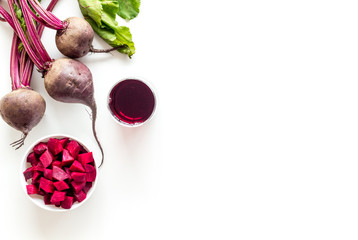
<box><xmin>0</xmin><ymin>0</ymin><xmax>358</xmax><ymax>239</ymax></box>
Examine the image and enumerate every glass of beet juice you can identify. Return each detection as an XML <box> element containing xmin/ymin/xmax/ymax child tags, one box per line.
<box><xmin>108</xmin><ymin>78</ymin><xmax>156</xmax><ymax>127</ymax></box>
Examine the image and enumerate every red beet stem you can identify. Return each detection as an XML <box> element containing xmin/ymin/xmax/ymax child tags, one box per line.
<box><xmin>26</xmin><ymin>0</ymin><xmax>64</xmax><ymax>30</ymax></box>
<box><xmin>18</xmin><ymin>50</ymin><xmax>26</xmax><ymax>82</ymax></box>
<box><xmin>7</xmin><ymin>0</ymin><xmax>60</xmax><ymax>72</ymax></box>
<box><xmin>0</xmin><ymin>5</ymin><xmax>15</xmax><ymax>30</ymax></box>
<box><xmin>43</xmin><ymin>0</ymin><xmax>60</xmax><ymax>20</ymax></box>
<box><xmin>7</xmin><ymin>0</ymin><xmax>46</xmax><ymax>70</ymax></box>
<box><xmin>10</xmin><ymin>34</ymin><xmax>35</xmax><ymax>89</ymax></box>
<box><xmin>22</xmin><ymin>0</ymin><xmax>58</xmax><ymax>86</ymax></box>
<box><xmin>20</xmin><ymin>53</ymin><xmax>34</xmax><ymax>87</ymax></box>
<box><xmin>10</xmin><ymin>34</ymin><xmax>21</xmax><ymax>90</ymax></box>
<box><xmin>19</xmin><ymin>0</ymin><xmax>52</xmax><ymax>63</ymax></box>
<box><xmin>36</xmin><ymin>0</ymin><xmax>58</xmax><ymax>36</ymax></box>
<box><xmin>8</xmin><ymin>0</ymin><xmax>57</xmax><ymax>88</ymax></box>
<box><xmin>19</xmin><ymin>0</ymin><xmax>48</xmax><ymax>27</ymax></box>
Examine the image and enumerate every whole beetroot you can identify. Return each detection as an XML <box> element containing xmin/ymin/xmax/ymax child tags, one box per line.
<box><xmin>0</xmin><ymin>88</ymin><xmax>46</xmax><ymax>148</ymax></box>
<box><xmin>55</xmin><ymin>17</ymin><xmax>94</xmax><ymax>59</ymax></box>
<box><xmin>44</xmin><ymin>58</ymin><xmax>104</xmax><ymax>167</ymax></box>
<box><xmin>44</xmin><ymin>58</ymin><xmax>94</xmax><ymax>106</ymax></box>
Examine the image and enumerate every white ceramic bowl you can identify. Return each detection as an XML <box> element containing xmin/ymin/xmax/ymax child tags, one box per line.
<box><xmin>107</xmin><ymin>77</ymin><xmax>157</xmax><ymax>127</ymax></box>
<box><xmin>20</xmin><ymin>134</ymin><xmax>98</xmax><ymax>212</ymax></box>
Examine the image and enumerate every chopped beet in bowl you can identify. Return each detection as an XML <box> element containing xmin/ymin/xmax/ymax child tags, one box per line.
<box><xmin>21</xmin><ymin>135</ymin><xmax>98</xmax><ymax>211</ymax></box>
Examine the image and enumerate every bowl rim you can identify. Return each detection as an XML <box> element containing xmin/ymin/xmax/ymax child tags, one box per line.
<box><xmin>20</xmin><ymin>134</ymin><xmax>98</xmax><ymax>212</ymax></box>
<box><xmin>107</xmin><ymin>76</ymin><xmax>157</xmax><ymax>128</ymax></box>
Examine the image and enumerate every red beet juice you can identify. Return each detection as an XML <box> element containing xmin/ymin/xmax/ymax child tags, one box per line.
<box><xmin>108</xmin><ymin>79</ymin><xmax>156</xmax><ymax>126</ymax></box>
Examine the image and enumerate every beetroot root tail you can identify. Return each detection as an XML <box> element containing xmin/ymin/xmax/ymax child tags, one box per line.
<box><xmin>89</xmin><ymin>45</ymin><xmax>122</xmax><ymax>53</ymax></box>
<box><xmin>10</xmin><ymin>132</ymin><xmax>28</xmax><ymax>149</ymax></box>
<box><xmin>90</xmin><ymin>104</ymin><xmax>104</xmax><ymax>168</ymax></box>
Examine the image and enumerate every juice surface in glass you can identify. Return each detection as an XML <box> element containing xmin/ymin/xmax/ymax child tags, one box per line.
<box><xmin>108</xmin><ymin>79</ymin><xmax>156</xmax><ymax>126</ymax></box>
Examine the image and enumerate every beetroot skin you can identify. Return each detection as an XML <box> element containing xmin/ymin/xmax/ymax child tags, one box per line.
<box><xmin>43</xmin><ymin>58</ymin><xmax>104</xmax><ymax>168</ymax></box>
<box><xmin>24</xmin><ymin>137</ymin><xmax>96</xmax><ymax>209</ymax></box>
<box><xmin>55</xmin><ymin>17</ymin><xmax>94</xmax><ymax>59</ymax></box>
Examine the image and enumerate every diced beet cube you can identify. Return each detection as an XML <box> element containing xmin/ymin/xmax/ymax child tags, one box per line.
<box><xmin>84</xmin><ymin>164</ymin><xmax>96</xmax><ymax>182</ymax></box>
<box><xmin>27</xmin><ymin>152</ymin><xmax>39</xmax><ymax>166</ymax></box>
<box><xmin>33</xmin><ymin>162</ymin><xmax>44</xmax><ymax>172</ymax></box>
<box><xmin>61</xmin><ymin>196</ymin><xmax>74</xmax><ymax>209</ymax></box>
<box><xmin>54</xmin><ymin>154</ymin><xmax>62</xmax><ymax>161</ymax></box>
<box><xmin>71</xmin><ymin>181</ymin><xmax>86</xmax><ymax>194</ymax></box>
<box><xmin>39</xmin><ymin>150</ymin><xmax>53</xmax><ymax>168</ymax></box>
<box><xmin>69</xmin><ymin>160</ymin><xmax>85</xmax><ymax>172</ymax></box>
<box><xmin>51</xmin><ymin>191</ymin><xmax>66</xmax><ymax>203</ymax></box>
<box><xmin>66</xmin><ymin>140</ymin><xmax>80</xmax><ymax>159</ymax></box>
<box><xmin>39</xmin><ymin>177</ymin><xmax>54</xmax><ymax>193</ymax></box>
<box><xmin>66</xmin><ymin>190</ymin><xmax>75</xmax><ymax>198</ymax></box>
<box><xmin>52</xmin><ymin>161</ymin><xmax>62</xmax><ymax>168</ymax></box>
<box><xmin>38</xmin><ymin>189</ymin><xmax>46</xmax><ymax>196</ymax></box>
<box><xmin>83</xmin><ymin>182</ymin><xmax>92</xmax><ymax>194</ymax></box>
<box><xmin>36</xmin><ymin>161</ymin><xmax>44</xmax><ymax>167</ymax></box>
<box><xmin>43</xmin><ymin>169</ymin><xmax>53</xmax><ymax>180</ymax></box>
<box><xmin>52</xmin><ymin>166</ymin><xmax>69</xmax><ymax>181</ymax></box>
<box><xmin>53</xmin><ymin>181</ymin><xmax>69</xmax><ymax>191</ymax></box>
<box><xmin>32</xmin><ymin>171</ymin><xmax>42</xmax><ymax>184</ymax></box>
<box><xmin>23</xmin><ymin>167</ymin><xmax>33</xmax><ymax>181</ymax></box>
<box><xmin>26</xmin><ymin>184</ymin><xmax>38</xmax><ymax>195</ymax></box>
<box><xmin>71</xmin><ymin>172</ymin><xmax>86</xmax><ymax>183</ymax></box>
<box><xmin>74</xmin><ymin>190</ymin><xmax>87</xmax><ymax>202</ymax></box>
<box><xmin>62</xmin><ymin>149</ymin><xmax>74</xmax><ymax>166</ymax></box>
<box><xmin>79</xmin><ymin>144</ymin><xmax>88</xmax><ymax>154</ymax></box>
<box><xmin>59</xmin><ymin>138</ymin><xmax>69</xmax><ymax>147</ymax></box>
<box><xmin>33</xmin><ymin>142</ymin><xmax>48</xmax><ymax>155</ymax></box>
<box><xmin>64</xmin><ymin>167</ymin><xmax>72</xmax><ymax>179</ymax></box>
<box><xmin>78</xmin><ymin>152</ymin><xmax>94</xmax><ymax>165</ymax></box>
<box><xmin>44</xmin><ymin>193</ymin><xmax>52</xmax><ymax>205</ymax></box>
<box><xmin>47</xmin><ymin>138</ymin><xmax>64</xmax><ymax>155</ymax></box>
